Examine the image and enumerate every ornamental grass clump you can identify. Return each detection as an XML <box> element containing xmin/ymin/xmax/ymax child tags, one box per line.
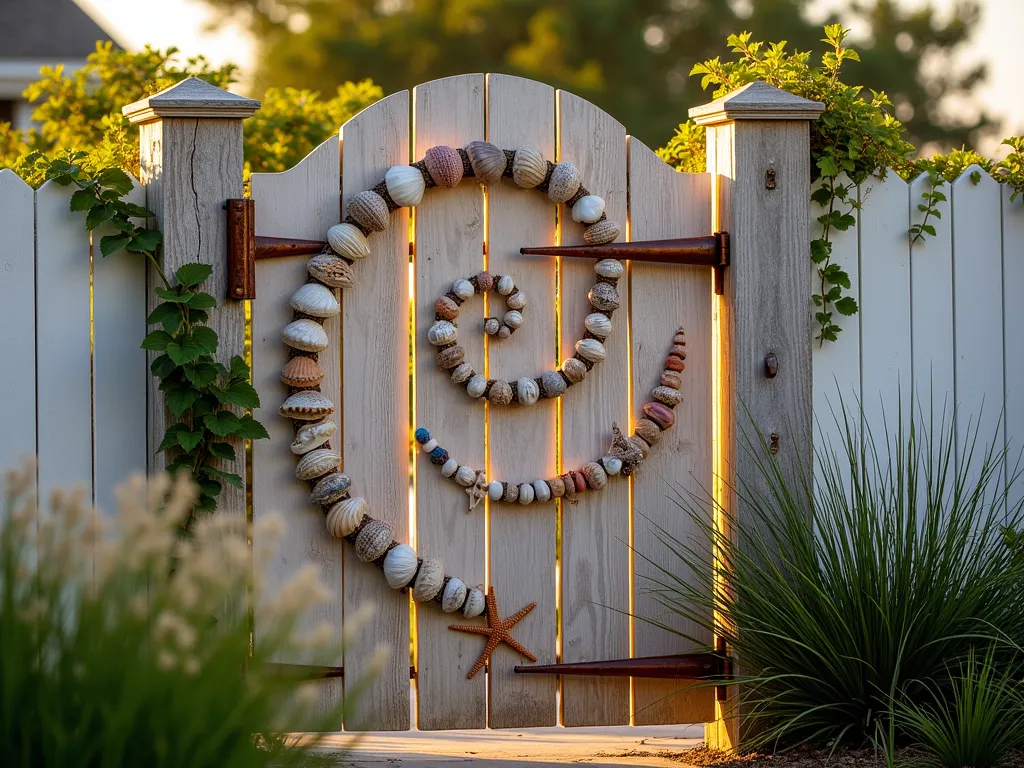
<box><xmin>642</xmin><ymin>403</ymin><xmax>1024</xmax><ymax>750</ymax></box>
<box><xmin>0</xmin><ymin>464</ymin><xmax>381</xmax><ymax>766</ymax></box>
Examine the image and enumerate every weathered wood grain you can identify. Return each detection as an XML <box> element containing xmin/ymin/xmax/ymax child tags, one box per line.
<box><xmin>485</xmin><ymin>73</ymin><xmax>558</xmax><ymax>728</ymax></box>
<box><xmin>1002</xmin><ymin>184</ymin><xmax>1024</xmax><ymax>510</ymax></box>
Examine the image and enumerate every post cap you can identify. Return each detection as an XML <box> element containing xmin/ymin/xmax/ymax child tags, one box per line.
<box><xmin>688</xmin><ymin>81</ymin><xmax>824</xmax><ymax>126</ymax></box>
<box><xmin>123</xmin><ymin>77</ymin><xmax>261</xmax><ymax>125</ymax></box>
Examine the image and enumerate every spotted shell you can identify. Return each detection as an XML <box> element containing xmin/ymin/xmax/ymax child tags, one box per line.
<box><xmin>483</xmin><ymin>318</ymin><xmax>501</xmax><ymax>336</ymax></box>
<box><xmin>582</xmin><ymin>461</ymin><xmax>609</xmax><ymax>491</ymax></box>
<box><xmin>290</xmin><ymin>420</ymin><xmax>337</xmax><ymax>454</ymax></box>
<box><xmin>454</xmin><ymin>465</ymin><xmax>477</xmax><ymax>487</ymax></box>
<box><xmin>310</xmin><ymin>472</ymin><xmax>352</xmax><ymax>506</ymax></box>
<box><xmin>383</xmin><ymin>543</ymin><xmax>418</xmax><ymax>589</ymax></box>
<box><xmin>424</xmin><ymin>145</ymin><xmax>464</xmax><ymax>188</ymax></box>
<box><xmin>516</xmin><ymin>377</ymin><xmax>539</xmax><ymax>406</ymax></box>
<box><xmin>465</xmin><ymin>141</ymin><xmax>506</xmax><ymax>186</ymax></box>
<box><xmin>355</xmin><ymin>519</ymin><xmax>394</xmax><ymax>563</ymax></box>
<box><xmin>547</xmin><ymin>162</ymin><xmax>582</xmax><ymax>203</ymax></box>
<box><xmin>575</xmin><ymin>338</ymin><xmax>606</xmax><ymax>363</ymax></box>
<box><xmin>326</xmin><ymin>496</ymin><xmax>366</xmax><ymax>538</ymax></box>
<box><xmin>561</xmin><ymin>357</ymin><xmax>587</xmax><ymax>384</ymax></box>
<box><xmin>385</xmin><ymin>164</ymin><xmax>426</xmax><ymax>207</ymax></box>
<box><xmin>281</xmin><ymin>356</ymin><xmax>325</xmax><ymax>388</ymax></box>
<box><xmin>451</xmin><ymin>362</ymin><xmax>474</xmax><ymax>384</ymax></box>
<box><xmin>539</xmin><ymin>370</ymin><xmax>566</xmax><ymax>398</ymax></box>
<box><xmin>584</xmin><ymin>312</ymin><xmax>612</xmax><ymax>338</ymax></box>
<box><xmin>427</xmin><ymin>320</ymin><xmax>457</xmax><ymax>346</ymax></box>
<box><xmin>488</xmin><ymin>380</ymin><xmax>512</xmax><ymax>406</ymax></box>
<box><xmin>412</xmin><ymin>557</ymin><xmax>444</xmax><ymax>602</ymax></box>
<box><xmin>505</xmin><ymin>291</ymin><xmax>526</xmax><ymax>310</ymax></box>
<box><xmin>282</xmin><ymin>318</ymin><xmax>329</xmax><ymax>352</ymax></box>
<box><xmin>653</xmin><ymin>385</ymin><xmax>683</xmax><ymax>407</ymax></box>
<box><xmin>572</xmin><ymin>195</ymin><xmax>605</xmax><ymax>224</ymax></box>
<box><xmin>326</xmin><ymin>222</ymin><xmax>370</xmax><ymax>260</ymax></box>
<box><xmin>512</xmin><ymin>146</ymin><xmax>547</xmax><ymax>188</ymax></box>
<box><xmin>279</xmin><ymin>390</ymin><xmax>334</xmax><ymax>420</ymax></box>
<box><xmin>347</xmin><ymin>191</ymin><xmax>389</xmax><ymax>232</ymax></box>
<box><xmin>307</xmin><ymin>254</ymin><xmax>355</xmax><ymax>289</ymax></box>
<box><xmin>462</xmin><ymin>587</ymin><xmax>486</xmax><ymax>618</ymax></box>
<box><xmin>290</xmin><ymin>282</ymin><xmax>339</xmax><ymax>318</ymax></box>
<box><xmin>588</xmin><ymin>282</ymin><xmax>620</xmax><ymax>312</ymax></box>
<box><xmin>594</xmin><ymin>258</ymin><xmax>624</xmax><ymax>279</ymax></box>
<box><xmin>584</xmin><ymin>219</ymin><xmax>621</xmax><ymax>245</ymax></box>
<box><xmin>295</xmin><ymin>448</ymin><xmax>341</xmax><ymax>481</ymax></box>
<box><xmin>442</xmin><ymin>577</ymin><xmax>467</xmax><ymax>613</ymax></box>
<box><xmin>634</xmin><ymin>418</ymin><xmax>663</xmax><ymax>446</ymax></box>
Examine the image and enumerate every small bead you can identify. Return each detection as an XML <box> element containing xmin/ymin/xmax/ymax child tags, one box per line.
<box><xmin>496</xmin><ymin>275</ymin><xmax>515</xmax><ymax>295</ymax></box>
<box><xmin>475</xmin><ymin>271</ymin><xmax>494</xmax><ymax>292</ymax></box>
<box><xmin>561</xmin><ymin>357</ymin><xmax>588</xmax><ymax>384</ymax></box>
<box><xmin>484</xmin><ymin>318</ymin><xmax>501</xmax><ymax>335</ymax></box>
<box><xmin>435</xmin><ymin>296</ymin><xmax>460</xmax><ymax>319</ymax></box>
<box><xmin>506</xmin><ymin>291</ymin><xmax>526</xmax><ymax>310</ymax></box>
<box><xmin>594</xmin><ymin>258</ymin><xmax>624</xmax><ymax>279</ymax></box>
<box><xmin>602</xmin><ymin>456</ymin><xmax>623</xmax><ymax>476</ymax></box>
<box><xmin>451</xmin><ymin>362</ymin><xmax>474</xmax><ymax>384</ymax></box>
<box><xmin>652</xmin><ymin>385</ymin><xmax>683</xmax><ymax>407</ymax></box>
<box><xmin>644</xmin><ymin>401</ymin><xmax>676</xmax><ymax>430</ymax></box>
<box><xmin>455</xmin><ymin>466</ymin><xmax>477</xmax><ymax>487</ymax></box>
<box><xmin>562</xmin><ymin>473</ymin><xmax>576</xmax><ymax>496</ymax></box>
<box><xmin>497</xmin><ymin>325</ymin><xmax>512</xmax><ymax>339</ymax></box>
<box><xmin>582</xmin><ymin>461</ymin><xmax>608</xmax><ymax>491</ymax></box>
<box><xmin>518</xmin><ymin>483</ymin><xmax>535</xmax><ymax>504</ymax></box>
<box><xmin>488</xmin><ymin>481</ymin><xmax>504</xmax><ymax>501</ymax></box>
<box><xmin>428</xmin><ymin>320</ymin><xmax>458</xmax><ymax>346</ymax></box>
<box><xmin>516</xmin><ymin>377</ymin><xmax>540</xmax><ymax>406</ymax></box>
<box><xmin>501</xmin><ymin>482</ymin><xmax>519</xmax><ymax>503</ymax></box>
<box><xmin>660</xmin><ymin>370</ymin><xmax>682</xmax><ymax>389</ymax></box>
<box><xmin>488</xmin><ymin>380</ymin><xmax>513</xmax><ymax>406</ymax></box>
<box><xmin>575</xmin><ymin>338</ymin><xmax>606</xmax><ymax>363</ymax></box>
<box><xmin>634</xmin><ymin>418</ymin><xmax>663</xmax><ymax>446</ymax></box>
<box><xmin>467</xmin><ymin>374</ymin><xmax>488</xmax><ymax>398</ymax></box>
<box><xmin>665</xmin><ymin>356</ymin><xmax>685</xmax><ymax>372</ymax></box>
<box><xmin>436</xmin><ymin>345</ymin><xmax>465</xmax><ymax>369</ymax></box>
<box><xmin>532</xmin><ymin>480</ymin><xmax>551</xmax><ymax>502</ymax></box>
<box><xmin>539</xmin><ymin>370</ymin><xmax>567</xmax><ymax>398</ymax></box>
<box><xmin>673</xmin><ymin>330</ymin><xmax>686</xmax><ymax>345</ymax></box>
<box><xmin>430</xmin><ymin>446</ymin><xmax>449</xmax><ymax>465</ymax></box>
<box><xmin>588</xmin><ymin>282</ymin><xmax>620</xmax><ymax>312</ymax></box>
<box><xmin>441</xmin><ymin>458</ymin><xmax>459</xmax><ymax>477</ymax></box>
<box><xmin>670</xmin><ymin>344</ymin><xmax>687</xmax><ymax>360</ymax></box>
<box><xmin>504</xmin><ymin>310</ymin><xmax>523</xmax><ymax>329</ymax></box>
<box><xmin>414</xmin><ymin>427</ymin><xmax>431</xmax><ymax>444</ymax></box>
<box><xmin>421</xmin><ymin>438</ymin><xmax>438</xmax><ymax>453</ymax></box>
<box><xmin>571</xmin><ymin>470</ymin><xmax>587</xmax><ymax>493</ymax></box>
<box><xmin>453</xmin><ymin>279</ymin><xmax>474</xmax><ymax>300</ymax></box>
<box><xmin>548</xmin><ymin>477</ymin><xmax>566</xmax><ymax>498</ymax></box>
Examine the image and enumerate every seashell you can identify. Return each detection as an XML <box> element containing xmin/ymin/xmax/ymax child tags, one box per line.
<box><xmin>421</xmin><ymin>438</ymin><xmax>438</xmax><ymax>453</ymax></box>
<box><xmin>547</xmin><ymin>162</ymin><xmax>581</xmax><ymax>203</ymax></box>
<box><xmin>310</xmin><ymin>472</ymin><xmax>352</xmax><ymax>506</ymax></box>
<box><xmin>602</xmin><ymin>456</ymin><xmax>623</xmax><ymax>476</ymax></box>
<box><xmin>296</xmin><ymin>448</ymin><xmax>341</xmax><ymax>481</ymax></box>
<box><xmin>562</xmin><ymin>472</ymin><xmax>576</xmax><ymax>497</ymax></box>
<box><xmin>290</xmin><ymin>282</ymin><xmax>339</xmax><ymax>318</ymax></box>
<box><xmin>594</xmin><ymin>258</ymin><xmax>624</xmax><ymax>279</ymax></box>
<box><xmin>441</xmin><ymin>458</ymin><xmax>458</xmax><ymax>477</ymax></box>
<box><xmin>512</xmin><ymin>145</ymin><xmax>547</xmax><ymax>188</ymax></box>
<box><xmin>454</xmin><ymin>466</ymin><xmax>477</xmax><ymax>487</ymax></box>
<box><xmin>516</xmin><ymin>377</ymin><xmax>539</xmax><ymax>406</ymax></box>
<box><xmin>518</xmin><ymin>483</ymin><xmax>535</xmax><ymax>505</ymax></box>
<box><xmin>673</xmin><ymin>329</ymin><xmax>687</xmax><ymax>345</ymax></box>
<box><xmin>488</xmin><ymin>481</ymin><xmax>503</xmax><ymax>501</ymax></box>
<box><xmin>467</xmin><ymin>374</ymin><xmax>488</xmax><ymax>398</ymax></box>
<box><xmin>442</xmin><ymin>577</ymin><xmax>467</xmax><ymax>613</ymax></box>
<box><xmin>355</xmin><ymin>519</ymin><xmax>394</xmax><ymax>562</ymax></box>
<box><xmin>504</xmin><ymin>310</ymin><xmax>523</xmax><ymax>329</ymax></box>
<box><xmin>571</xmin><ymin>470</ymin><xmax>587</xmax><ymax>494</ymax></box>
<box><xmin>307</xmin><ymin>254</ymin><xmax>355</xmax><ymax>289</ymax></box>
<box><xmin>584</xmin><ymin>219</ymin><xmax>621</xmax><ymax>245</ymax></box>
<box><xmin>584</xmin><ymin>312</ymin><xmax>612</xmax><ymax>338</ymax></box>
<box><xmin>634</xmin><ymin>418</ymin><xmax>663</xmax><ymax>446</ymax></box>
<box><xmin>483</xmin><ymin>318</ymin><xmax>501</xmax><ymax>336</ymax></box>
<box><xmin>347</xmin><ymin>191</ymin><xmax>390</xmax><ymax>232</ymax></box>
<box><xmin>588</xmin><ymin>282</ymin><xmax>620</xmax><ymax>312</ymax></box>
<box><xmin>451</xmin><ymin>362</ymin><xmax>474</xmax><ymax>384</ymax></box>
<box><xmin>427</xmin><ymin>320</ymin><xmax>457</xmax><ymax>346</ymax></box>
<box><xmin>539</xmin><ymin>370</ymin><xmax>566</xmax><ymax>398</ymax></box>
<box><xmin>280</xmin><ymin>390</ymin><xmax>334</xmax><ymax>421</ymax></box>
<box><xmin>644</xmin><ymin>401</ymin><xmax>675</xmax><ymax>430</ymax></box>
<box><xmin>670</xmin><ymin>344</ymin><xmax>687</xmax><ymax>360</ymax></box>
<box><xmin>412</xmin><ymin>557</ymin><xmax>444</xmax><ymax>601</ymax></box>
<box><xmin>506</xmin><ymin>291</ymin><xmax>526</xmax><ymax>310</ymax></box>
<box><xmin>488</xmin><ymin>380</ymin><xmax>513</xmax><ymax>406</ymax></box>
<box><xmin>501</xmin><ymin>482</ymin><xmax>519</xmax><ymax>503</ymax></box>
<box><xmin>575</xmin><ymin>338</ymin><xmax>606</xmax><ymax>363</ymax></box>
<box><xmin>290</xmin><ymin>420</ymin><xmax>337</xmax><ymax>454</ymax></box>
<box><xmin>497</xmin><ymin>325</ymin><xmax>512</xmax><ymax>339</ymax></box>
<box><xmin>383</xmin><ymin>543</ymin><xmax>418</xmax><ymax>589</ymax></box>
<box><xmin>435</xmin><ymin>296</ymin><xmax>460</xmax><ymax>320</ymax></box>
<box><xmin>326</xmin><ymin>222</ymin><xmax>370</xmax><ymax>260</ymax></box>
<box><xmin>463</xmin><ymin>587</ymin><xmax>486</xmax><ymax>618</ymax></box>
<box><xmin>582</xmin><ymin>461</ymin><xmax>608</xmax><ymax>491</ymax></box>
<box><xmin>282</xmin><ymin>318</ymin><xmax>329</xmax><ymax>352</ymax></box>
<box><xmin>281</xmin><ymin>356</ymin><xmax>325</xmax><ymax>388</ymax></box>
<box><xmin>385</xmin><ymin>165</ymin><xmax>425</xmax><ymax>207</ymax></box>
<box><xmin>532</xmin><ymin>479</ymin><xmax>551</xmax><ymax>503</ymax></box>
<box><xmin>572</xmin><ymin>195</ymin><xmax>605</xmax><ymax>224</ymax></box>
<box><xmin>653</xmin><ymin>385</ymin><xmax>683</xmax><ymax>407</ymax></box>
<box><xmin>436</xmin><ymin>346</ymin><xmax>465</xmax><ymax>370</ymax></box>
<box><xmin>631</xmin><ymin>434</ymin><xmax>651</xmax><ymax>459</ymax></box>
<box><xmin>495</xmin><ymin>275</ymin><xmax>514</xmax><ymax>295</ymax></box>
<box><xmin>475</xmin><ymin>271</ymin><xmax>494</xmax><ymax>292</ymax></box>
<box><xmin>561</xmin><ymin>357</ymin><xmax>587</xmax><ymax>384</ymax></box>
<box><xmin>326</xmin><ymin>496</ymin><xmax>366</xmax><ymax>538</ymax></box>
<box><xmin>660</xmin><ymin>370</ymin><xmax>682</xmax><ymax>390</ymax></box>
<box><xmin>547</xmin><ymin>476</ymin><xmax>565</xmax><ymax>498</ymax></box>
<box><xmin>665</xmin><ymin>355</ymin><xmax>685</xmax><ymax>373</ymax></box>
<box><xmin>453</xmin><ymin>279</ymin><xmax>474</xmax><ymax>300</ymax></box>
<box><xmin>465</xmin><ymin>141</ymin><xmax>506</xmax><ymax>186</ymax></box>
<box><xmin>424</xmin><ymin>145</ymin><xmax>464</xmax><ymax>188</ymax></box>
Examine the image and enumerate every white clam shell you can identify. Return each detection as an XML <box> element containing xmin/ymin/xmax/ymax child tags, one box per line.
<box><xmin>295</xmin><ymin>448</ymin><xmax>342</xmax><ymax>481</ymax></box>
<box><xmin>602</xmin><ymin>456</ymin><xmax>623</xmax><ymax>476</ymax></box>
<box><xmin>441</xmin><ymin>457</ymin><xmax>458</xmax><ymax>477</ymax></box>
<box><xmin>505</xmin><ymin>291</ymin><xmax>526</xmax><ymax>310</ymax></box>
<box><xmin>279</xmin><ymin>390</ymin><xmax>335</xmax><ymax>420</ymax></box>
<box><xmin>442</xmin><ymin>577</ymin><xmax>467</xmax><ymax>613</ymax></box>
<box><xmin>576</xmin><ymin>338</ymin><xmax>607</xmax><ymax>363</ymax></box>
<box><xmin>518</xmin><ymin>483</ymin><xmax>534</xmax><ymax>505</ymax></box>
<box><xmin>325</xmin><ymin>496</ymin><xmax>366</xmax><ymax>538</ymax></box>
<box><xmin>385</xmin><ymin>164</ymin><xmax>426</xmax><ymax>207</ymax></box>
<box><xmin>584</xmin><ymin>312</ymin><xmax>613</xmax><ymax>338</ymax></box>
<box><xmin>451</xmin><ymin>362</ymin><xmax>473</xmax><ymax>384</ymax></box>
<box><xmin>412</xmin><ymin>558</ymin><xmax>444</xmax><ymax>602</ymax></box>
<box><xmin>467</xmin><ymin>374</ymin><xmax>488</xmax><ymax>398</ymax></box>
<box><xmin>383</xmin><ymin>543</ymin><xmax>419</xmax><ymax>589</ymax></box>
<box><xmin>282</xmin><ymin>318</ymin><xmax>329</xmax><ymax>352</ymax></box>
<box><xmin>496</xmin><ymin>275</ymin><xmax>514</xmax><ymax>295</ymax></box>
<box><xmin>453</xmin><ymin>279</ymin><xmax>474</xmax><ymax>300</ymax></box>
<box><xmin>572</xmin><ymin>195</ymin><xmax>606</xmax><ymax>224</ymax></box>
<box><xmin>290</xmin><ymin>282</ymin><xmax>339</xmax><ymax>318</ymax></box>
<box><xmin>512</xmin><ymin>145</ymin><xmax>547</xmax><ymax>188</ymax></box>
<box><xmin>462</xmin><ymin>587</ymin><xmax>486</xmax><ymax>618</ymax></box>
<box><xmin>290</xmin><ymin>420</ymin><xmax>337</xmax><ymax>454</ymax></box>
<box><xmin>516</xmin><ymin>377</ymin><xmax>539</xmax><ymax>406</ymax></box>
<box><xmin>504</xmin><ymin>310</ymin><xmax>523</xmax><ymax>329</ymax></box>
<box><xmin>427</xmin><ymin>320</ymin><xmax>457</xmax><ymax>346</ymax></box>
<box><xmin>326</xmin><ymin>222</ymin><xmax>370</xmax><ymax>260</ymax></box>
<box><xmin>594</xmin><ymin>258</ymin><xmax>624</xmax><ymax>279</ymax></box>
<box><xmin>454</xmin><ymin>466</ymin><xmax>477</xmax><ymax>487</ymax></box>
<box><xmin>533</xmin><ymin>479</ymin><xmax>551</xmax><ymax>502</ymax></box>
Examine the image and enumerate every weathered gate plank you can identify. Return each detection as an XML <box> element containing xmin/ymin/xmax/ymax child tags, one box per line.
<box><xmin>413</xmin><ymin>74</ymin><xmax>488</xmax><ymax>730</ymax></box>
<box><xmin>1003</xmin><ymin>183</ymin><xmax>1024</xmax><ymax>509</ymax></box>
<box><xmin>251</xmin><ymin>136</ymin><xmax>345</xmax><ymax>721</ymax></box>
<box><xmin>627</xmin><ymin>139</ymin><xmax>714</xmax><ymax>725</ymax></box>
<box><xmin>557</xmin><ymin>90</ymin><xmax>631</xmax><ymax>727</ymax></box>
<box><xmin>341</xmin><ymin>92</ymin><xmax>412</xmax><ymax>730</ymax></box>
<box><xmin>485</xmin><ymin>73</ymin><xmax>558</xmax><ymax>728</ymax></box>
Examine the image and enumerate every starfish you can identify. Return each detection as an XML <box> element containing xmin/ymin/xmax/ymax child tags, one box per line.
<box><xmin>465</xmin><ymin>470</ymin><xmax>488</xmax><ymax>512</ymax></box>
<box><xmin>448</xmin><ymin>586</ymin><xmax>537</xmax><ymax>679</ymax></box>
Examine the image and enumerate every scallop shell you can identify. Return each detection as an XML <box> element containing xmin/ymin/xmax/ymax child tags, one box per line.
<box><xmin>279</xmin><ymin>390</ymin><xmax>335</xmax><ymax>420</ymax></box>
<box><xmin>290</xmin><ymin>283</ymin><xmax>339</xmax><ymax>318</ymax></box>
<box><xmin>355</xmin><ymin>519</ymin><xmax>394</xmax><ymax>562</ymax></box>
<box><xmin>412</xmin><ymin>558</ymin><xmax>444</xmax><ymax>602</ymax></box>
<box><xmin>594</xmin><ymin>258</ymin><xmax>624</xmax><ymax>279</ymax></box>
<box><xmin>281</xmin><ymin>356</ymin><xmax>325</xmax><ymax>388</ymax></box>
<box><xmin>516</xmin><ymin>377</ymin><xmax>539</xmax><ymax>406</ymax></box>
<box><xmin>572</xmin><ymin>194</ymin><xmax>606</xmax><ymax>224</ymax></box>
<box><xmin>282</xmin><ymin>318</ymin><xmax>329</xmax><ymax>352</ymax></box>
<box><xmin>347</xmin><ymin>191</ymin><xmax>389</xmax><ymax>232</ymax></box>
<box><xmin>310</xmin><ymin>472</ymin><xmax>352</xmax><ymax>506</ymax></box>
<box><xmin>427</xmin><ymin>320</ymin><xmax>457</xmax><ymax>346</ymax></box>
<box><xmin>295</xmin><ymin>448</ymin><xmax>341</xmax><ymax>481</ymax></box>
<box><xmin>326</xmin><ymin>222</ymin><xmax>370</xmax><ymax>260</ymax></box>
<box><xmin>424</xmin><ymin>145</ymin><xmax>464</xmax><ymax>188</ymax></box>
<box><xmin>582</xmin><ymin>461</ymin><xmax>609</xmax><ymax>490</ymax></box>
<box><xmin>307</xmin><ymin>254</ymin><xmax>355</xmax><ymax>289</ymax></box>
<box><xmin>465</xmin><ymin>141</ymin><xmax>506</xmax><ymax>186</ymax></box>
<box><xmin>575</xmin><ymin>338</ymin><xmax>606</xmax><ymax>363</ymax></box>
<box><xmin>512</xmin><ymin>145</ymin><xmax>547</xmax><ymax>188</ymax></box>
<box><xmin>588</xmin><ymin>282</ymin><xmax>620</xmax><ymax>312</ymax></box>
<box><xmin>584</xmin><ymin>219</ymin><xmax>621</xmax><ymax>245</ymax></box>
<box><xmin>441</xmin><ymin>577</ymin><xmax>467</xmax><ymax>613</ymax></box>
<box><xmin>561</xmin><ymin>357</ymin><xmax>587</xmax><ymax>384</ymax></box>
<box><xmin>385</xmin><ymin>164</ymin><xmax>426</xmax><ymax>207</ymax></box>
<box><xmin>584</xmin><ymin>312</ymin><xmax>613</xmax><ymax>338</ymax></box>
<box><xmin>290</xmin><ymin>420</ymin><xmax>337</xmax><ymax>454</ymax></box>
<box><xmin>383</xmin><ymin>543</ymin><xmax>418</xmax><ymax>589</ymax></box>
<box><xmin>454</xmin><ymin>465</ymin><xmax>477</xmax><ymax>487</ymax></box>
<box><xmin>462</xmin><ymin>587</ymin><xmax>486</xmax><ymax>618</ymax></box>
<box><xmin>547</xmin><ymin>161</ymin><xmax>582</xmax><ymax>203</ymax></box>
<box><xmin>326</xmin><ymin>496</ymin><xmax>366</xmax><ymax>538</ymax></box>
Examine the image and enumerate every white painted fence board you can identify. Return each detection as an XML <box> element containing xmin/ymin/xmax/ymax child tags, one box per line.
<box><xmin>251</xmin><ymin>136</ymin><xmax>345</xmax><ymax>718</ymax></box>
<box><xmin>627</xmin><ymin>140</ymin><xmax>715</xmax><ymax>725</ymax></box>
<box><xmin>92</xmin><ymin>177</ymin><xmax>148</xmax><ymax>515</ymax></box>
<box><xmin>0</xmin><ymin>170</ymin><xmax>35</xmax><ymax>477</ymax></box>
<box><xmin>1002</xmin><ymin>186</ymin><xmax>1024</xmax><ymax>510</ymax></box>
<box><xmin>35</xmin><ymin>181</ymin><xmax>93</xmax><ymax>505</ymax></box>
<box><xmin>485</xmin><ymin>74</ymin><xmax>558</xmax><ymax>728</ymax></box>
<box><xmin>557</xmin><ymin>90</ymin><xmax>631</xmax><ymax>727</ymax></box>
<box><xmin>413</xmin><ymin>74</ymin><xmax>488</xmax><ymax>730</ymax></box>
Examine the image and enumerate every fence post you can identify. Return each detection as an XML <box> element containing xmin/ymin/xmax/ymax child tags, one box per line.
<box><xmin>123</xmin><ymin>77</ymin><xmax>260</xmax><ymax>520</ymax></box>
<box><xmin>690</xmin><ymin>81</ymin><xmax>823</xmax><ymax>751</ymax></box>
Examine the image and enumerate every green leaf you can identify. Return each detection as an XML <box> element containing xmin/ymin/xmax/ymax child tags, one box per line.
<box><xmin>147</xmin><ymin>302</ymin><xmax>183</xmax><ymax>331</ymax></box>
<box><xmin>166</xmin><ymin>337</ymin><xmax>205</xmax><ymax>366</ymax></box>
<box><xmin>176</xmin><ymin>262</ymin><xmax>213</xmax><ymax>288</ymax></box>
<box><xmin>184</xmin><ymin>361</ymin><xmax>220</xmax><ymax>388</ymax></box>
<box><xmin>165</xmin><ymin>385</ymin><xmax>199</xmax><ymax>417</ymax></box>
<box><xmin>155</xmin><ymin>287</ymin><xmax>192</xmax><ymax>304</ymax></box>
<box><xmin>234</xmin><ymin>415</ymin><xmax>270</xmax><ymax>440</ymax></box>
<box><xmin>810</xmin><ymin>185</ymin><xmax>832</xmax><ymax>207</ymax></box>
<box><xmin>835</xmin><ymin>296</ymin><xmax>859</xmax><ymax>316</ymax></box>
<box><xmin>157</xmin><ymin>424</ymin><xmax>189</xmax><ymax>454</ymax></box>
<box><xmin>99</xmin><ymin>234</ymin><xmax>133</xmax><ymax>257</ymax></box>
<box><xmin>208</xmin><ymin>442</ymin><xmax>236</xmax><ymax>461</ymax></box>
<box><xmin>190</xmin><ymin>326</ymin><xmax>218</xmax><ymax>356</ymax></box>
<box><xmin>150</xmin><ymin>354</ymin><xmax>178</xmax><ymax>379</ymax></box>
<box><xmin>127</xmin><ymin>228</ymin><xmax>162</xmax><ymax>253</ymax></box>
<box><xmin>197</xmin><ymin>479</ymin><xmax>222</xmax><ymax>500</ymax></box>
<box><xmin>96</xmin><ymin>167</ymin><xmax>134</xmax><ymax>196</ymax></box>
<box><xmin>69</xmin><ymin>189</ymin><xmax>97</xmax><ymax>212</ymax></box>
<box><xmin>85</xmin><ymin>204</ymin><xmax>113</xmax><ymax>231</ymax></box>
<box><xmin>922</xmin><ymin>224</ymin><xmax>936</xmax><ymax>237</ymax></box>
<box><xmin>120</xmin><ymin>202</ymin><xmax>155</xmax><ymax>218</ymax></box>
<box><xmin>177</xmin><ymin>428</ymin><xmax>205</xmax><ymax>453</ymax></box>
<box><xmin>204</xmin><ymin>411</ymin><xmax>241</xmax><ymax>437</ymax></box>
<box><xmin>810</xmin><ymin>239</ymin><xmax>832</xmax><ymax>264</ymax></box>
<box><xmin>228</xmin><ymin>355</ymin><xmax>250</xmax><ymax>381</ymax></box>
<box><xmin>186</xmin><ymin>292</ymin><xmax>217</xmax><ymax>311</ymax></box>
<box><xmin>816</xmin><ymin>156</ymin><xmax>839</xmax><ymax>178</ymax></box>
<box><xmin>214</xmin><ymin>380</ymin><xmax>260</xmax><ymax>410</ymax></box>
<box><xmin>141</xmin><ymin>330</ymin><xmax>173</xmax><ymax>351</ymax></box>
<box><xmin>203</xmin><ymin>465</ymin><xmax>243</xmax><ymax>488</ymax></box>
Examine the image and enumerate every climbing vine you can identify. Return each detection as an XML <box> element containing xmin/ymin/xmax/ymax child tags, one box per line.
<box><xmin>29</xmin><ymin>150</ymin><xmax>268</xmax><ymax>528</ymax></box>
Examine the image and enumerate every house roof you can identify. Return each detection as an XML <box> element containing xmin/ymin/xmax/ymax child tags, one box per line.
<box><xmin>0</xmin><ymin>0</ymin><xmax>119</xmax><ymax>60</ymax></box>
